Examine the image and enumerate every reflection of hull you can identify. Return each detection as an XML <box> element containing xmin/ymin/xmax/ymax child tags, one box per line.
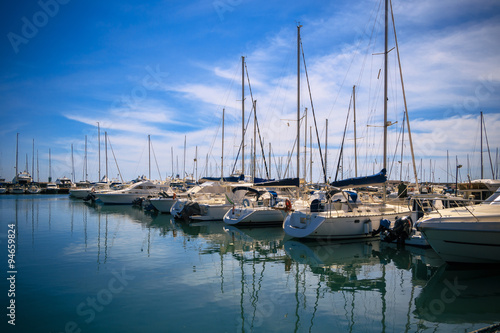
<box><xmin>284</xmin><ymin>239</ymin><xmax>380</xmax><ymax>267</ymax></box>
<box><xmin>223</xmin><ymin>207</ymin><xmax>287</xmax><ymax>227</ymax></box>
<box><xmin>415</xmin><ymin>265</ymin><xmax>500</xmax><ymax>324</ymax></box>
<box><xmin>150</xmin><ymin>197</ymin><xmax>177</xmax><ymax>213</ymax></box>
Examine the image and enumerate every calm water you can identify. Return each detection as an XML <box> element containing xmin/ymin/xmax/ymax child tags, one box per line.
<box><xmin>1</xmin><ymin>195</ymin><xmax>499</xmax><ymax>333</ymax></box>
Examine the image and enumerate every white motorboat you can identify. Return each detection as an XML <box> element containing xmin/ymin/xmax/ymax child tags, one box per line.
<box><xmin>0</xmin><ymin>187</ymin><xmax>7</xmax><ymax>194</ymax></box>
<box><xmin>95</xmin><ymin>180</ymin><xmax>169</xmax><ymax>205</ymax></box>
<box><xmin>149</xmin><ymin>189</ymin><xmax>178</xmax><ymax>214</ymax></box>
<box><xmin>416</xmin><ymin>189</ymin><xmax>500</xmax><ymax>264</ymax></box>
<box><xmin>10</xmin><ymin>185</ymin><xmax>25</xmax><ymax>194</ymax></box>
<box><xmin>45</xmin><ymin>183</ymin><xmax>59</xmax><ymax>194</ymax></box>
<box><xmin>284</xmin><ymin>187</ymin><xmax>410</xmax><ymax>240</ymax></box>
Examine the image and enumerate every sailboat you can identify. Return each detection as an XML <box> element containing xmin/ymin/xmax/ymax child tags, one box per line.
<box><xmin>284</xmin><ymin>1</ymin><xmax>411</xmax><ymax>239</ymax></box>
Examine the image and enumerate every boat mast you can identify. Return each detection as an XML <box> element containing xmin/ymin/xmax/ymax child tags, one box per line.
<box><xmin>105</xmin><ymin>132</ymin><xmax>108</xmax><ymax>180</ymax></box>
<box><xmin>97</xmin><ymin>122</ymin><xmax>101</xmax><ymax>181</ymax></box>
<box><xmin>32</xmin><ymin>138</ymin><xmax>35</xmax><ymax>180</ymax></box>
<box><xmin>84</xmin><ymin>135</ymin><xmax>88</xmax><ymax>182</ymax></box>
<box><xmin>304</xmin><ymin>108</ymin><xmax>307</xmax><ymax>182</ymax></box>
<box><xmin>383</xmin><ymin>0</ymin><xmax>388</xmax><ymax>204</ymax></box>
<box><xmin>49</xmin><ymin>148</ymin><xmax>52</xmax><ymax>182</ymax></box>
<box><xmin>481</xmin><ymin>111</ymin><xmax>483</xmax><ymax>179</ymax></box>
<box><xmin>71</xmin><ymin>144</ymin><xmax>75</xmax><ymax>183</ymax></box>
<box><xmin>221</xmin><ymin>108</ymin><xmax>225</xmax><ymax>181</ymax></box>
<box><xmin>15</xmin><ymin>133</ymin><xmax>19</xmax><ymax>180</ymax></box>
<box><xmin>325</xmin><ymin>119</ymin><xmax>328</xmax><ymax>181</ymax></box>
<box><xmin>297</xmin><ymin>24</ymin><xmax>302</xmax><ymax>183</ymax></box>
<box><xmin>148</xmin><ymin>134</ymin><xmax>151</xmax><ymax>180</ymax></box>
<box><xmin>253</xmin><ymin>100</ymin><xmax>257</xmax><ymax>182</ymax></box>
<box><xmin>353</xmin><ymin>85</ymin><xmax>357</xmax><ymax>177</ymax></box>
<box><xmin>241</xmin><ymin>56</ymin><xmax>245</xmax><ymax>176</ymax></box>
<box><xmin>183</xmin><ymin>135</ymin><xmax>186</xmax><ymax>180</ymax></box>
<box><xmin>390</xmin><ymin>0</ymin><xmax>419</xmax><ymax>192</ymax></box>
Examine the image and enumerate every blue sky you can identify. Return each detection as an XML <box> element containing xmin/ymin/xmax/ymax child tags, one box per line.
<box><xmin>1</xmin><ymin>0</ymin><xmax>499</xmax><ymax>184</ymax></box>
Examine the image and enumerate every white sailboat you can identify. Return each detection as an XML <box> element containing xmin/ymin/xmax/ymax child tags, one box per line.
<box><xmin>284</xmin><ymin>3</ymin><xmax>411</xmax><ymax>240</ymax></box>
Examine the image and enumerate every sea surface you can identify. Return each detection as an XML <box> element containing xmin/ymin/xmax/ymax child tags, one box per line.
<box><xmin>1</xmin><ymin>194</ymin><xmax>499</xmax><ymax>333</ymax></box>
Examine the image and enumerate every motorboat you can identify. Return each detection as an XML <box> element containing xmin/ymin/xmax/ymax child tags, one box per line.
<box><xmin>149</xmin><ymin>189</ymin><xmax>178</xmax><ymax>214</ymax></box>
<box><xmin>10</xmin><ymin>185</ymin><xmax>25</xmax><ymax>194</ymax></box>
<box><xmin>45</xmin><ymin>183</ymin><xmax>59</xmax><ymax>194</ymax></box>
<box><xmin>95</xmin><ymin>179</ymin><xmax>169</xmax><ymax>205</ymax></box>
<box><xmin>416</xmin><ymin>189</ymin><xmax>500</xmax><ymax>264</ymax></box>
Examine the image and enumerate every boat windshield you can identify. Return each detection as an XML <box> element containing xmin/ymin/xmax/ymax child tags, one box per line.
<box><xmin>483</xmin><ymin>190</ymin><xmax>500</xmax><ymax>205</ymax></box>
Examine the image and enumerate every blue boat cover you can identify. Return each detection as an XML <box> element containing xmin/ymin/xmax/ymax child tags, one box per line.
<box><xmin>329</xmin><ymin>169</ymin><xmax>387</xmax><ymax>188</ymax></box>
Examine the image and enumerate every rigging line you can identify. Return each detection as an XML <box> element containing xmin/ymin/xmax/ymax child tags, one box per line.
<box><xmin>231</xmin><ymin>100</ymin><xmax>254</xmax><ymax>175</ymax></box>
<box><xmin>107</xmin><ymin>137</ymin><xmax>124</xmax><ymax>183</ymax></box>
<box><xmin>482</xmin><ymin>114</ymin><xmax>495</xmax><ymax>178</ymax></box>
<box><xmin>335</xmin><ymin>97</ymin><xmax>352</xmax><ymax>181</ymax></box>
<box><xmin>300</xmin><ymin>38</ymin><xmax>327</xmax><ymax>183</ymax></box>
<box><xmin>388</xmin><ymin>111</ymin><xmax>405</xmax><ymax>180</ymax></box>
<box><xmin>149</xmin><ymin>139</ymin><xmax>162</xmax><ymax>181</ymax></box>
<box><xmin>245</xmin><ymin>62</ymin><xmax>270</xmax><ymax>179</ymax></box>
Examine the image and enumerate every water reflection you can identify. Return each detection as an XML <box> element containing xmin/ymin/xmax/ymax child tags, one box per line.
<box><xmin>4</xmin><ymin>195</ymin><xmax>499</xmax><ymax>333</ymax></box>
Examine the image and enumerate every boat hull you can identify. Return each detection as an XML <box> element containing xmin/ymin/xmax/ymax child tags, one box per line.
<box><xmin>191</xmin><ymin>204</ymin><xmax>232</xmax><ymax>221</ymax></box>
<box><xmin>69</xmin><ymin>188</ymin><xmax>92</xmax><ymax>199</ymax></box>
<box><xmin>149</xmin><ymin>198</ymin><xmax>177</xmax><ymax>214</ymax></box>
<box><xmin>96</xmin><ymin>193</ymin><xmax>152</xmax><ymax>205</ymax></box>
<box><xmin>418</xmin><ymin>220</ymin><xmax>500</xmax><ymax>264</ymax></box>
<box><xmin>223</xmin><ymin>207</ymin><xmax>288</xmax><ymax>227</ymax></box>
<box><xmin>284</xmin><ymin>211</ymin><xmax>404</xmax><ymax>240</ymax></box>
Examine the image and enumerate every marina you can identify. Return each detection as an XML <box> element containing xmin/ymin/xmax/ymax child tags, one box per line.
<box><xmin>2</xmin><ymin>194</ymin><xmax>500</xmax><ymax>332</ymax></box>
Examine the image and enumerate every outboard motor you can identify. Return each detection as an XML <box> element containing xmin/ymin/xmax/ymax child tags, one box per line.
<box><xmin>177</xmin><ymin>202</ymin><xmax>201</xmax><ymax>221</ymax></box>
<box><xmin>382</xmin><ymin>216</ymin><xmax>413</xmax><ymax>244</ymax></box>
<box><xmin>83</xmin><ymin>193</ymin><xmax>96</xmax><ymax>202</ymax></box>
<box><xmin>371</xmin><ymin>218</ymin><xmax>391</xmax><ymax>236</ymax></box>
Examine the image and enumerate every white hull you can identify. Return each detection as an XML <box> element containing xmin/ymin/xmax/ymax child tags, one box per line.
<box><xmin>96</xmin><ymin>193</ymin><xmax>153</xmax><ymax>205</ymax></box>
<box><xmin>69</xmin><ymin>188</ymin><xmax>92</xmax><ymax>199</ymax></box>
<box><xmin>284</xmin><ymin>208</ymin><xmax>406</xmax><ymax>240</ymax></box>
<box><xmin>27</xmin><ymin>188</ymin><xmax>41</xmax><ymax>194</ymax></box>
<box><xmin>418</xmin><ymin>220</ymin><xmax>500</xmax><ymax>263</ymax></box>
<box><xmin>191</xmin><ymin>204</ymin><xmax>232</xmax><ymax>221</ymax></box>
<box><xmin>150</xmin><ymin>198</ymin><xmax>177</xmax><ymax>213</ymax></box>
<box><xmin>224</xmin><ymin>207</ymin><xmax>288</xmax><ymax>227</ymax></box>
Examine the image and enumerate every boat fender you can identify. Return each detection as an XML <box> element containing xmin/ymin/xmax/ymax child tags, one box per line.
<box><xmin>242</xmin><ymin>198</ymin><xmax>251</xmax><ymax>207</ymax></box>
<box><xmin>285</xmin><ymin>199</ymin><xmax>292</xmax><ymax>212</ymax></box>
<box><xmin>363</xmin><ymin>219</ymin><xmax>373</xmax><ymax>234</ymax></box>
<box><xmin>173</xmin><ymin>193</ymin><xmax>176</xmax><ymax>200</ymax></box>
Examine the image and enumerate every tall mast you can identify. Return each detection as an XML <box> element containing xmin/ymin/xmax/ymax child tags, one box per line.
<box><xmin>304</xmin><ymin>108</ymin><xmax>307</xmax><ymax>182</ymax></box>
<box><xmin>241</xmin><ymin>56</ymin><xmax>245</xmax><ymax>175</ymax></box>
<box><xmin>15</xmin><ymin>133</ymin><xmax>19</xmax><ymax>180</ymax></box>
<box><xmin>71</xmin><ymin>144</ymin><xmax>75</xmax><ymax>183</ymax></box>
<box><xmin>253</xmin><ymin>100</ymin><xmax>257</xmax><ymax>182</ymax></box>
<box><xmin>325</xmin><ymin>119</ymin><xmax>328</xmax><ymax>182</ymax></box>
<box><xmin>37</xmin><ymin>150</ymin><xmax>39</xmax><ymax>182</ymax></box>
<box><xmin>310</xmin><ymin>127</ymin><xmax>312</xmax><ymax>183</ymax></box>
<box><xmin>171</xmin><ymin>147</ymin><xmax>174</xmax><ymax>177</ymax></box>
<box><xmin>32</xmin><ymin>138</ymin><xmax>35</xmax><ymax>179</ymax></box>
<box><xmin>221</xmin><ymin>108</ymin><xmax>225</xmax><ymax>181</ymax></box>
<box><xmin>481</xmin><ymin>111</ymin><xmax>484</xmax><ymax>179</ymax></box>
<box><xmin>353</xmin><ymin>85</ymin><xmax>357</xmax><ymax>177</ymax></box>
<box><xmin>390</xmin><ymin>0</ymin><xmax>419</xmax><ymax>191</ymax></box>
<box><xmin>183</xmin><ymin>135</ymin><xmax>186</xmax><ymax>180</ymax></box>
<box><xmin>49</xmin><ymin>148</ymin><xmax>52</xmax><ymax>182</ymax></box>
<box><xmin>148</xmin><ymin>134</ymin><xmax>151</xmax><ymax>179</ymax></box>
<box><xmin>383</xmin><ymin>0</ymin><xmax>389</xmax><ymax>204</ymax></box>
<box><xmin>97</xmin><ymin>122</ymin><xmax>101</xmax><ymax>181</ymax></box>
<box><xmin>297</xmin><ymin>24</ymin><xmax>302</xmax><ymax>182</ymax></box>
<box><xmin>105</xmin><ymin>132</ymin><xmax>108</xmax><ymax>180</ymax></box>
<box><xmin>84</xmin><ymin>135</ymin><xmax>88</xmax><ymax>182</ymax></box>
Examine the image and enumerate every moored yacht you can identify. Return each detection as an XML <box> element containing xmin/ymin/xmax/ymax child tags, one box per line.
<box><xmin>416</xmin><ymin>189</ymin><xmax>500</xmax><ymax>264</ymax></box>
<box><xmin>95</xmin><ymin>179</ymin><xmax>169</xmax><ymax>205</ymax></box>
